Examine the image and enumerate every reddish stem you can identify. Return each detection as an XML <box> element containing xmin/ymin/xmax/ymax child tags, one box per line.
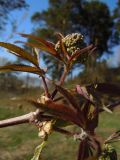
<box><xmin>51</xmin><ymin>66</ymin><xmax>68</xmax><ymax>99</ymax></box>
<box><xmin>41</xmin><ymin>76</ymin><xmax>50</xmax><ymax>98</ymax></box>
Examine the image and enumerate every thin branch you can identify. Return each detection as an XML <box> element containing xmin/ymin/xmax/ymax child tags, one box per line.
<box><xmin>53</xmin><ymin>126</ymin><xmax>74</xmax><ymax>136</ymax></box>
<box><xmin>59</xmin><ymin>66</ymin><xmax>68</xmax><ymax>85</ymax></box>
<box><xmin>51</xmin><ymin>66</ymin><xmax>68</xmax><ymax>99</ymax></box>
<box><xmin>41</xmin><ymin>76</ymin><xmax>50</xmax><ymax>98</ymax></box>
<box><xmin>0</xmin><ymin>109</ymin><xmax>40</xmax><ymax>128</ymax></box>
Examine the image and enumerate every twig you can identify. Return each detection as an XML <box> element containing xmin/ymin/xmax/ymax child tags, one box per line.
<box><xmin>41</xmin><ymin>76</ymin><xmax>50</xmax><ymax>98</ymax></box>
<box><xmin>53</xmin><ymin>126</ymin><xmax>74</xmax><ymax>136</ymax></box>
<box><xmin>0</xmin><ymin>109</ymin><xmax>40</xmax><ymax>128</ymax></box>
<box><xmin>51</xmin><ymin>66</ymin><xmax>68</xmax><ymax>99</ymax></box>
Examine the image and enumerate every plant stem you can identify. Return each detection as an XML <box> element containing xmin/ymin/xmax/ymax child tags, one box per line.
<box><xmin>41</xmin><ymin>76</ymin><xmax>50</xmax><ymax>98</ymax></box>
<box><xmin>0</xmin><ymin>110</ymin><xmax>40</xmax><ymax>128</ymax></box>
<box><xmin>51</xmin><ymin>66</ymin><xmax>68</xmax><ymax>99</ymax></box>
<box><xmin>53</xmin><ymin>126</ymin><xmax>74</xmax><ymax>136</ymax></box>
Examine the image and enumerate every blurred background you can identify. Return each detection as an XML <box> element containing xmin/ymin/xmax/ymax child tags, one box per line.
<box><xmin>0</xmin><ymin>0</ymin><xmax>120</xmax><ymax>159</ymax></box>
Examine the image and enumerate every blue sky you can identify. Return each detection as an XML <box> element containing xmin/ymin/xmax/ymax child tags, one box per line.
<box><xmin>0</xmin><ymin>0</ymin><xmax>49</xmax><ymax>62</ymax></box>
<box><xmin>0</xmin><ymin>0</ymin><xmax>119</xmax><ymax>66</ymax></box>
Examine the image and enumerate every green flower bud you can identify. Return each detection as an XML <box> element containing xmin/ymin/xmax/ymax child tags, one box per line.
<box><xmin>55</xmin><ymin>33</ymin><xmax>86</xmax><ymax>56</ymax></box>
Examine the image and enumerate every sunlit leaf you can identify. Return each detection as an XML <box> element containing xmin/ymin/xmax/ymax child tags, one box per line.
<box><xmin>0</xmin><ymin>42</ymin><xmax>38</xmax><ymax>66</ymax></box>
<box><xmin>19</xmin><ymin>33</ymin><xmax>62</xmax><ymax>60</ymax></box>
<box><xmin>76</xmin><ymin>85</ymin><xmax>92</xmax><ymax>101</ymax></box>
<box><xmin>19</xmin><ymin>33</ymin><xmax>55</xmax><ymax>48</ymax></box>
<box><xmin>0</xmin><ymin>64</ymin><xmax>45</xmax><ymax>75</ymax></box>
<box><xmin>16</xmin><ymin>40</ymin><xmax>62</xmax><ymax>61</ymax></box>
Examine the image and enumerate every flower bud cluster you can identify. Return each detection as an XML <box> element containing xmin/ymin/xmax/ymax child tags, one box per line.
<box><xmin>99</xmin><ymin>144</ymin><xmax>116</xmax><ymax>160</ymax></box>
<box><xmin>55</xmin><ymin>33</ymin><xmax>86</xmax><ymax>55</ymax></box>
<box><xmin>38</xmin><ymin>121</ymin><xmax>52</xmax><ymax>139</ymax></box>
<box><xmin>37</xmin><ymin>96</ymin><xmax>52</xmax><ymax>139</ymax></box>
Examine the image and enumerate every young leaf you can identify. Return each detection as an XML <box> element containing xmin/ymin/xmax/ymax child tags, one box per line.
<box><xmin>19</xmin><ymin>33</ymin><xmax>55</xmax><ymax>48</ymax></box>
<box><xmin>19</xmin><ymin>33</ymin><xmax>62</xmax><ymax>59</ymax></box>
<box><xmin>16</xmin><ymin>40</ymin><xmax>62</xmax><ymax>61</ymax></box>
<box><xmin>26</xmin><ymin>42</ymin><xmax>62</xmax><ymax>59</ymax></box>
<box><xmin>0</xmin><ymin>42</ymin><xmax>38</xmax><ymax>66</ymax></box>
<box><xmin>76</xmin><ymin>85</ymin><xmax>94</xmax><ymax>106</ymax></box>
<box><xmin>69</xmin><ymin>44</ymin><xmax>93</xmax><ymax>62</ymax></box>
<box><xmin>56</xmin><ymin>33</ymin><xmax>70</xmax><ymax>59</ymax></box>
<box><xmin>76</xmin><ymin>85</ymin><xmax>91</xmax><ymax>101</ymax></box>
<box><xmin>31</xmin><ymin>141</ymin><xmax>46</xmax><ymax>160</ymax></box>
<box><xmin>56</xmin><ymin>85</ymin><xmax>80</xmax><ymax>112</ymax></box>
<box><xmin>0</xmin><ymin>64</ymin><xmax>45</xmax><ymax>75</ymax></box>
<box><xmin>48</xmin><ymin>101</ymin><xmax>84</xmax><ymax>127</ymax></box>
<box><xmin>30</xmin><ymin>100</ymin><xmax>82</xmax><ymax>127</ymax></box>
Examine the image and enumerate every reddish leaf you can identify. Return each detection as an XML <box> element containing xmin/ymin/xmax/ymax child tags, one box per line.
<box><xmin>70</xmin><ymin>45</ymin><xmax>93</xmax><ymax>62</ymax></box>
<box><xmin>56</xmin><ymin>85</ymin><xmax>80</xmax><ymax>112</ymax></box>
<box><xmin>19</xmin><ymin>33</ymin><xmax>62</xmax><ymax>60</ymax></box>
<box><xmin>0</xmin><ymin>64</ymin><xmax>45</xmax><ymax>75</ymax></box>
<box><xmin>19</xmin><ymin>33</ymin><xmax>55</xmax><ymax>48</ymax></box>
<box><xmin>0</xmin><ymin>42</ymin><xmax>38</xmax><ymax>66</ymax></box>
<box><xmin>46</xmin><ymin>100</ymin><xmax>83</xmax><ymax>126</ymax></box>
<box><xmin>56</xmin><ymin>33</ymin><xmax>70</xmax><ymax>59</ymax></box>
<box><xmin>30</xmin><ymin>100</ymin><xmax>82</xmax><ymax>126</ymax></box>
<box><xmin>81</xmin><ymin>101</ymin><xmax>98</xmax><ymax>131</ymax></box>
<box><xmin>89</xmin><ymin>136</ymin><xmax>102</xmax><ymax>156</ymax></box>
<box><xmin>16</xmin><ymin>40</ymin><xmax>62</xmax><ymax>61</ymax></box>
<box><xmin>76</xmin><ymin>85</ymin><xmax>91</xmax><ymax>101</ymax></box>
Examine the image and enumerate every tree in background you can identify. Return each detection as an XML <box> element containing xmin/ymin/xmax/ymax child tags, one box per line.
<box><xmin>112</xmin><ymin>0</ymin><xmax>120</xmax><ymax>45</ymax></box>
<box><xmin>31</xmin><ymin>0</ymin><xmax>114</xmax><ymax>79</ymax></box>
<box><xmin>0</xmin><ymin>57</ymin><xmax>23</xmax><ymax>91</ymax></box>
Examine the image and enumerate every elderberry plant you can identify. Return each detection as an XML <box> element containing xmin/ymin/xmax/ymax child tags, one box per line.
<box><xmin>0</xmin><ymin>33</ymin><xmax>120</xmax><ymax>160</ymax></box>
